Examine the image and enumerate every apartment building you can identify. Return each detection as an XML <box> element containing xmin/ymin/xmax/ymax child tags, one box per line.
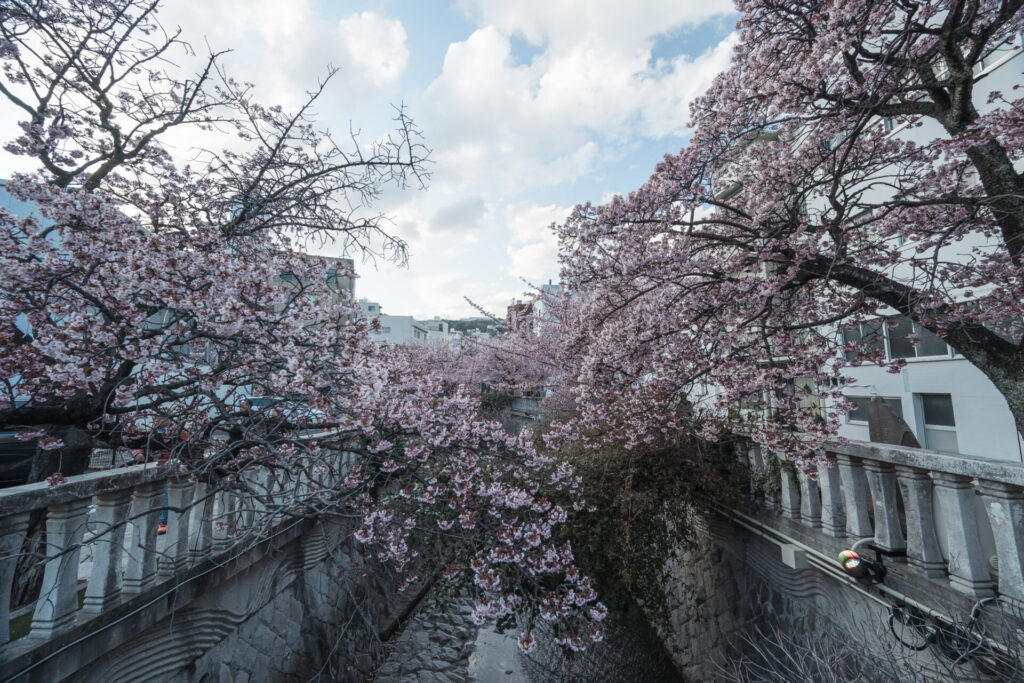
<box><xmin>693</xmin><ymin>33</ymin><xmax>1024</xmax><ymax>463</ymax></box>
<box><xmin>358</xmin><ymin>299</ymin><xmax>430</xmax><ymax>345</ymax></box>
<box><xmin>825</xmin><ymin>36</ymin><xmax>1024</xmax><ymax>461</ymax></box>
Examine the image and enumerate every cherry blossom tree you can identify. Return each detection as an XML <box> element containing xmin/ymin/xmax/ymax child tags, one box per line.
<box><xmin>0</xmin><ymin>0</ymin><xmax>602</xmax><ymax>647</ymax></box>
<box><xmin>553</xmin><ymin>0</ymin><xmax>1024</xmax><ymax>460</ymax></box>
<box><xmin>400</xmin><ymin>291</ymin><xmax>562</xmax><ymax>399</ymax></box>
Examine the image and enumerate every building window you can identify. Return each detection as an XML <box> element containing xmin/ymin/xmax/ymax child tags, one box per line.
<box><xmin>841</xmin><ymin>320</ymin><xmax>886</xmax><ymax>361</ymax></box>
<box><xmin>824</xmin><ymin>130</ymin><xmax>848</xmax><ymax>151</ymax></box>
<box><xmin>887</xmin><ymin>317</ymin><xmax>916</xmax><ymax>359</ymax></box>
<box><xmin>881</xmin><ymin>117</ymin><xmax>894</xmax><ymax>132</ymax></box>
<box><xmin>381</xmin><ymin>326</ymin><xmax>390</xmax><ymax>334</ymax></box>
<box><xmin>887</xmin><ymin>317</ymin><xmax>950</xmax><ymax>359</ymax></box>
<box><xmin>920</xmin><ymin>393</ymin><xmax>958</xmax><ymax>452</ymax></box>
<box><xmin>845</xmin><ymin>396</ymin><xmax>903</xmax><ymax>423</ymax></box>
<box><xmin>844</xmin><ymin>317</ymin><xmax>950</xmax><ymax>362</ymax></box>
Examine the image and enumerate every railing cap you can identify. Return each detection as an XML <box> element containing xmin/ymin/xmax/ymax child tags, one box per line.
<box><xmin>829</xmin><ymin>440</ymin><xmax>1024</xmax><ymax>488</ymax></box>
<box><xmin>0</xmin><ymin>463</ymin><xmax>171</xmax><ymax>516</ymax></box>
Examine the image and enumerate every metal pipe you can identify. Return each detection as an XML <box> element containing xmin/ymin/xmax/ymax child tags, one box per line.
<box><xmin>711</xmin><ymin>502</ymin><xmax>1017</xmax><ymax>658</ymax></box>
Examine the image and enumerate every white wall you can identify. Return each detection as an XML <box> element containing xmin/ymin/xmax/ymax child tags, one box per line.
<box><xmin>837</xmin><ymin>357</ymin><xmax>1024</xmax><ymax>462</ymax></box>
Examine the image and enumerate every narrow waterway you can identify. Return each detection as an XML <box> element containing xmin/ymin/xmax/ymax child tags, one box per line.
<box><xmin>372</xmin><ymin>593</ymin><xmax>681</xmax><ymax>682</ymax></box>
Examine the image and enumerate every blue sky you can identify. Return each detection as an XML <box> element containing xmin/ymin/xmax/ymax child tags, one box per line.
<box><xmin>0</xmin><ymin>0</ymin><xmax>739</xmax><ymax>319</ymax></box>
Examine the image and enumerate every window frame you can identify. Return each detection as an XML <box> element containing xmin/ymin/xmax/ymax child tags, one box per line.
<box><xmin>841</xmin><ymin>317</ymin><xmax>953</xmax><ymax>363</ymax></box>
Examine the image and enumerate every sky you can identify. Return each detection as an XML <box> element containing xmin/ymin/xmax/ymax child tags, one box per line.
<box><xmin>0</xmin><ymin>0</ymin><xmax>739</xmax><ymax>319</ymax></box>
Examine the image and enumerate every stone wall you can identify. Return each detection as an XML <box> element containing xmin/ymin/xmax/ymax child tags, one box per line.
<box><xmin>646</xmin><ymin>511</ymin><xmax>1023</xmax><ymax>681</ymax></box>
<box><xmin>640</xmin><ymin>513</ymin><xmax>754</xmax><ymax>681</ymax></box>
<box><xmin>67</xmin><ymin>522</ymin><xmax>418</xmax><ymax>683</ymax></box>
<box><xmin>374</xmin><ymin>591</ymin><xmax>478</xmax><ymax>682</ymax></box>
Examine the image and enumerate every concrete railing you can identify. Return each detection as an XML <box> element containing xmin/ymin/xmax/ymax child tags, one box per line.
<box><xmin>0</xmin><ymin>443</ymin><xmax>345</xmax><ymax>662</ymax></box>
<box><xmin>745</xmin><ymin>439</ymin><xmax>1024</xmax><ymax>605</ymax></box>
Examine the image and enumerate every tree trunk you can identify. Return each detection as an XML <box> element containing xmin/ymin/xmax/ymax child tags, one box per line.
<box><xmin>943</xmin><ymin>341</ymin><xmax>1024</xmax><ymax>445</ymax></box>
<box><xmin>966</xmin><ymin>139</ymin><xmax>1024</xmax><ymax>270</ymax></box>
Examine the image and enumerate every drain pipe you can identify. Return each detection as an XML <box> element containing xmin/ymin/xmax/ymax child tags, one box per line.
<box><xmin>715</xmin><ymin>505</ymin><xmax>952</xmax><ymax>622</ymax></box>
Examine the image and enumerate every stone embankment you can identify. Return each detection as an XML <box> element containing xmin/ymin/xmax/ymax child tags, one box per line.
<box><xmin>372</xmin><ymin>590</ymin><xmax>531</xmax><ymax>682</ymax></box>
<box><xmin>373</xmin><ymin>593</ymin><xmax>480</xmax><ymax>682</ymax></box>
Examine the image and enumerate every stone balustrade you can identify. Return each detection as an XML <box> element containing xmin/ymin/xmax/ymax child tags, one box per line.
<box><xmin>0</xmin><ymin>440</ymin><xmax>346</xmax><ymax>662</ymax></box>
<box><xmin>744</xmin><ymin>439</ymin><xmax>1024</xmax><ymax>606</ymax></box>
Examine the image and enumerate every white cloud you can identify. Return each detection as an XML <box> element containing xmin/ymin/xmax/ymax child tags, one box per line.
<box><xmin>430</xmin><ymin>195</ymin><xmax>488</xmax><ymax>233</ymax></box>
<box><xmin>507</xmin><ymin>202</ymin><xmax>570</xmax><ymax>244</ymax></box>
<box><xmin>507</xmin><ymin>241</ymin><xmax>557</xmax><ymax>280</ymax></box>
<box><xmin>504</xmin><ymin>203</ymin><xmax>571</xmax><ymax>279</ymax></box>
<box><xmin>337</xmin><ymin>12</ymin><xmax>409</xmax><ymax>86</ymax></box>
<box><xmin>418</xmin><ymin>10</ymin><xmax>736</xmax><ymax>197</ymax></box>
<box><xmin>158</xmin><ymin>1</ymin><xmax>408</xmax><ymax>108</ymax></box>
<box><xmin>457</xmin><ymin>0</ymin><xmax>732</xmax><ymax>48</ymax></box>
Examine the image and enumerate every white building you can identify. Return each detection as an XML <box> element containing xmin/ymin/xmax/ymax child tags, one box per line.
<box><xmin>834</xmin><ymin>319</ymin><xmax>1024</xmax><ymax>462</ymax></box>
<box><xmin>825</xmin><ymin>39</ymin><xmax>1024</xmax><ymax>462</ymax></box>
<box><xmin>358</xmin><ymin>300</ymin><xmax>429</xmax><ymax>345</ymax></box>
<box><xmin>692</xmin><ymin>36</ymin><xmax>1024</xmax><ymax>463</ymax></box>
<box><xmin>419</xmin><ymin>318</ymin><xmax>460</xmax><ymax>345</ymax></box>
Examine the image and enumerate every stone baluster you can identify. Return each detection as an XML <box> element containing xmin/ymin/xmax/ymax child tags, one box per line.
<box><xmin>270</xmin><ymin>469</ymin><xmax>287</xmax><ymax>522</ymax></box>
<box><xmin>345</xmin><ymin>450</ymin><xmax>359</xmax><ymax>481</ymax></box>
<box><xmin>249</xmin><ymin>468</ymin><xmax>267</xmax><ymax>522</ymax></box>
<box><xmin>740</xmin><ymin>442</ymin><xmax>756</xmax><ymax>496</ymax></box>
<box><xmin>235</xmin><ymin>468</ymin><xmax>258</xmax><ymax>533</ymax></box>
<box><xmin>0</xmin><ymin>512</ymin><xmax>30</xmax><ymax>656</ymax></box>
<box><xmin>289</xmin><ymin>459</ymin><xmax>301</xmax><ymax>503</ymax></box>
<box><xmin>159</xmin><ymin>478</ymin><xmax>194</xmax><ymax>577</ymax></box>
<box><xmin>307</xmin><ymin>463</ymin><xmax>324</xmax><ymax>506</ymax></box>
<box><xmin>189</xmin><ymin>482</ymin><xmax>214</xmax><ymax>563</ymax></box>
<box><xmin>212</xmin><ymin>490</ymin><xmax>235</xmax><ymax>553</ymax></box>
<box><xmin>976</xmin><ymin>479</ymin><xmax>1024</xmax><ymax>603</ymax></box>
<box><xmin>757</xmin><ymin>447</ymin><xmax>777</xmax><ymax>507</ymax></box>
<box><xmin>335</xmin><ymin>451</ymin><xmax>349</xmax><ymax>484</ymax></box>
<box><xmin>303</xmin><ymin>460</ymin><xmax>316</xmax><ymax>502</ymax></box>
<box><xmin>239</xmin><ymin>490</ymin><xmax>256</xmax><ymax>531</ymax></box>
<box><xmin>836</xmin><ymin>454</ymin><xmax>873</xmax><ymax>540</ymax></box>
<box><xmin>83</xmin><ymin>487</ymin><xmax>134</xmax><ymax>612</ymax></box>
<box><xmin>796</xmin><ymin>470</ymin><xmax>821</xmax><ymax>528</ymax></box>
<box><xmin>862</xmin><ymin>460</ymin><xmax>906</xmax><ymax>553</ymax></box>
<box><xmin>930</xmin><ymin>472</ymin><xmax>994</xmax><ymax>597</ymax></box>
<box><xmin>30</xmin><ymin>498</ymin><xmax>91</xmax><ymax>638</ymax></box>
<box><xmin>746</xmin><ymin>444</ymin><xmax>763</xmax><ymax>498</ymax></box>
<box><xmin>817</xmin><ymin>460</ymin><xmax>846</xmax><ymax>538</ymax></box>
<box><xmin>748</xmin><ymin>444</ymin><xmax>765</xmax><ymax>470</ymax></box>
<box><xmin>778</xmin><ymin>460</ymin><xmax>801</xmax><ymax>520</ymax></box>
<box><xmin>123</xmin><ymin>480</ymin><xmax>164</xmax><ymax>593</ymax></box>
<box><xmin>894</xmin><ymin>466</ymin><xmax>945</xmax><ymax>578</ymax></box>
